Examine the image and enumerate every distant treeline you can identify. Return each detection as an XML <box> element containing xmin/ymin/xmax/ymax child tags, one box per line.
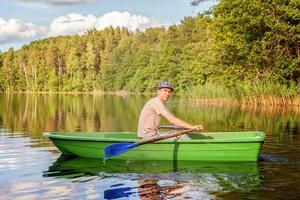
<box><xmin>0</xmin><ymin>0</ymin><xmax>299</xmax><ymax>101</ymax></box>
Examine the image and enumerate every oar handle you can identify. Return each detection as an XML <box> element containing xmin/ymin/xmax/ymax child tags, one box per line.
<box><xmin>138</xmin><ymin>128</ymin><xmax>196</xmax><ymax>145</ymax></box>
<box><xmin>158</xmin><ymin>125</ymin><xmax>182</xmax><ymax>130</ymax></box>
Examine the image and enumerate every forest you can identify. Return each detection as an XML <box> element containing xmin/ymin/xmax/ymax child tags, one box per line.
<box><xmin>0</xmin><ymin>0</ymin><xmax>299</xmax><ymax>105</ymax></box>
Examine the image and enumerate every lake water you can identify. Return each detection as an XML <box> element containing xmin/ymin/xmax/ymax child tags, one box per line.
<box><xmin>0</xmin><ymin>94</ymin><xmax>300</xmax><ymax>200</ymax></box>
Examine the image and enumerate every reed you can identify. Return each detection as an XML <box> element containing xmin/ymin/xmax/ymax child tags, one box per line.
<box><xmin>185</xmin><ymin>82</ymin><xmax>300</xmax><ymax>107</ymax></box>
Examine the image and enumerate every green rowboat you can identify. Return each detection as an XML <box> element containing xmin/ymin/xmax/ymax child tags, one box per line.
<box><xmin>43</xmin><ymin>131</ymin><xmax>265</xmax><ymax>161</ymax></box>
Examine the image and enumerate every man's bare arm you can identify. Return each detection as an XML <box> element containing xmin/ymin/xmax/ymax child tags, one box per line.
<box><xmin>161</xmin><ymin>112</ymin><xmax>203</xmax><ymax>131</ymax></box>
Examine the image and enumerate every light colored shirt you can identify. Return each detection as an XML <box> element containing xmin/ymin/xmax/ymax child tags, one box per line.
<box><xmin>137</xmin><ymin>97</ymin><xmax>170</xmax><ymax>138</ymax></box>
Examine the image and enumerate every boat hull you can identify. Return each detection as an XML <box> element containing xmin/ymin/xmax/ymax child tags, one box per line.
<box><xmin>43</xmin><ymin>131</ymin><xmax>265</xmax><ymax>161</ymax></box>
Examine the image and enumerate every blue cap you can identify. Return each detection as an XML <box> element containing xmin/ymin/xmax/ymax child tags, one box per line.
<box><xmin>157</xmin><ymin>80</ymin><xmax>174</xmax><ymax>91</ymax></box>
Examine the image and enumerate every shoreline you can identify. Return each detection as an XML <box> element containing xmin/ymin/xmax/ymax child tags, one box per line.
<box><xmin>1</xmin><ymin>91</ymin><xmax>300</xmax><ymax>107</ymax></box>
<box><xmin>192</xmin><ymin>96</ymin><xmax>300</xmax><ymax>106</ymax></box>
<box><xmin>191</xmin><ymin>96</ymin><xmax>300</xmax><ymax>107</ymax></box>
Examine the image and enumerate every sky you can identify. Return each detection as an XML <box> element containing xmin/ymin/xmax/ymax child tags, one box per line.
<box><xmin>0</xmin><ymin>0</ymin><xmax>217</xmax><ymax>52</ymax></box>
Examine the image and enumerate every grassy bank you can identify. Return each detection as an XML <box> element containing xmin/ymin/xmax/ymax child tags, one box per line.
<box><xmin>1</xmin><ymin>82</ymin><xmax>300</xmax><ymax>107</ymax></box>
<box><xmin>184</xmin><ymin>82</ymin><xmax>300</xmax><ymax>107</ymax></box>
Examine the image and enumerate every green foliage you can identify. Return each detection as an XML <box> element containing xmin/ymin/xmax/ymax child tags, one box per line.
<box><xmin>212</xmin><ymin>0</ymin><xmax>300</xmax><ymax>85</ymax></box>
<box><xmin>187</xmin><ymin>83</ymin><xmax>235</xmax><ymax>99</ymax></box>
<box><xmin>0</xmin><ymin>52</ymin><xmax>4</xmax><ymax>92</ymax></box>
<box><xmin>0</xmin><ymin>1</ymin><xmax>299</xmax><ymax>99</ymax></box>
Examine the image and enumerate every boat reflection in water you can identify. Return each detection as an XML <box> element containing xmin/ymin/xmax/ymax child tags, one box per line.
<box><xmin>44</xmin><ymin>155</ymin><xmax>261</xmax><ymax>199</ymax></box>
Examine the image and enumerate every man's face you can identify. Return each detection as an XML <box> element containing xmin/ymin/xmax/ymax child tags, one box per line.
<box><xmin>157</xmin><ymin>88</ymin><xmax>173</xmax><ymax>102</ymax></box>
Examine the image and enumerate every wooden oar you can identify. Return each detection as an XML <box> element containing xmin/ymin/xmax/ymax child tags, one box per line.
<box><xmin>104</xmin><ymin>128</ymin><xmax>196</xmax><ymax>159</ymax></box>
<box><xmin>158</xmin><ymin>125</ymin><xmax>182</xmax><ymax>130</ymax></box>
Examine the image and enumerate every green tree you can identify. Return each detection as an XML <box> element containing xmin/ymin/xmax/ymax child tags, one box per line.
<box><xmin>212</xmin><ymin>0</ymin><xmax>300</xmax><ymax>85</ymax></box>
<box><xmin>111</xmin><ymin>36</ymin><xmax>133</xmax><ymax>90</ymax></box>
<box><xmin>0</xmin><ymin>51</ymin><xmax>4</xmax><ymax>91</ymax></box>
<box><xmin>2</xmin><ymin>48</ymin><xmax>16</xmax><ymax>91</ymax></box>
<box><xmin>65</xmin><ymin>46</ymin><xmax>84</xmax><ymax>91</ymax></box>
<box><xmin>82</xmin><ymin>42</ymin><xmax>97</xmax><ymax>91</ymax></box>
<box><xmin>100</xmin><ymin>27</ymin><xmax>121</xmax><ymax>90</ymax></box>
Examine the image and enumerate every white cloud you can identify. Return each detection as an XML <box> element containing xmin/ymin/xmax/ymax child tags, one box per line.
<box><xmin>48</xmin><ymin>13</ymin><xmax>97</xmax><ymax>36</ymax></box>
<box><xmin>49</xmin><ymin>11</ymin><xmax>162</xmax><ymax>36</ymax></box>
<box><xmin>95</xmin><ymin>11</ymin><xmax>158</xmax><ymax>31</ymax></box>
<box><xmin>0</xmin><ymin>11</ymin><xmax>162</xmax><ymax>51</ymax></box>
<box><xmin>0</xmin><ymin>17</ymin><xmax>47</xmax><ymax>44</ymax></box>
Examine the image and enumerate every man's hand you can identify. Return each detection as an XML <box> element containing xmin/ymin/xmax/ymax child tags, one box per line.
<box><xmin>192</xmin><ymin>125</ymin><xmax>204</xmax><ymax>131</ymax></box>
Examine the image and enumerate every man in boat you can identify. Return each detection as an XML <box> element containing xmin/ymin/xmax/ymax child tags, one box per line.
<box><xmin>138</xmin><ymin>80</ymin><xmax>203</xmax><ymax>140</ymax></box>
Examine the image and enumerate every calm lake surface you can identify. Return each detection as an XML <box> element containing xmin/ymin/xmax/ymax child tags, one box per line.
<box><xmin>0</xmin><ymin>94</ymin><xmax>300</xmax><ymax>200</ymax></box>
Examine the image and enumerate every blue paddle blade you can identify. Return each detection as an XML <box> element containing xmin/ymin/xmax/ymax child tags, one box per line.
<box><xmin>104</xmin><ymin>142</ymin><xmax>139</xmax><ymax>159</ymax></box>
